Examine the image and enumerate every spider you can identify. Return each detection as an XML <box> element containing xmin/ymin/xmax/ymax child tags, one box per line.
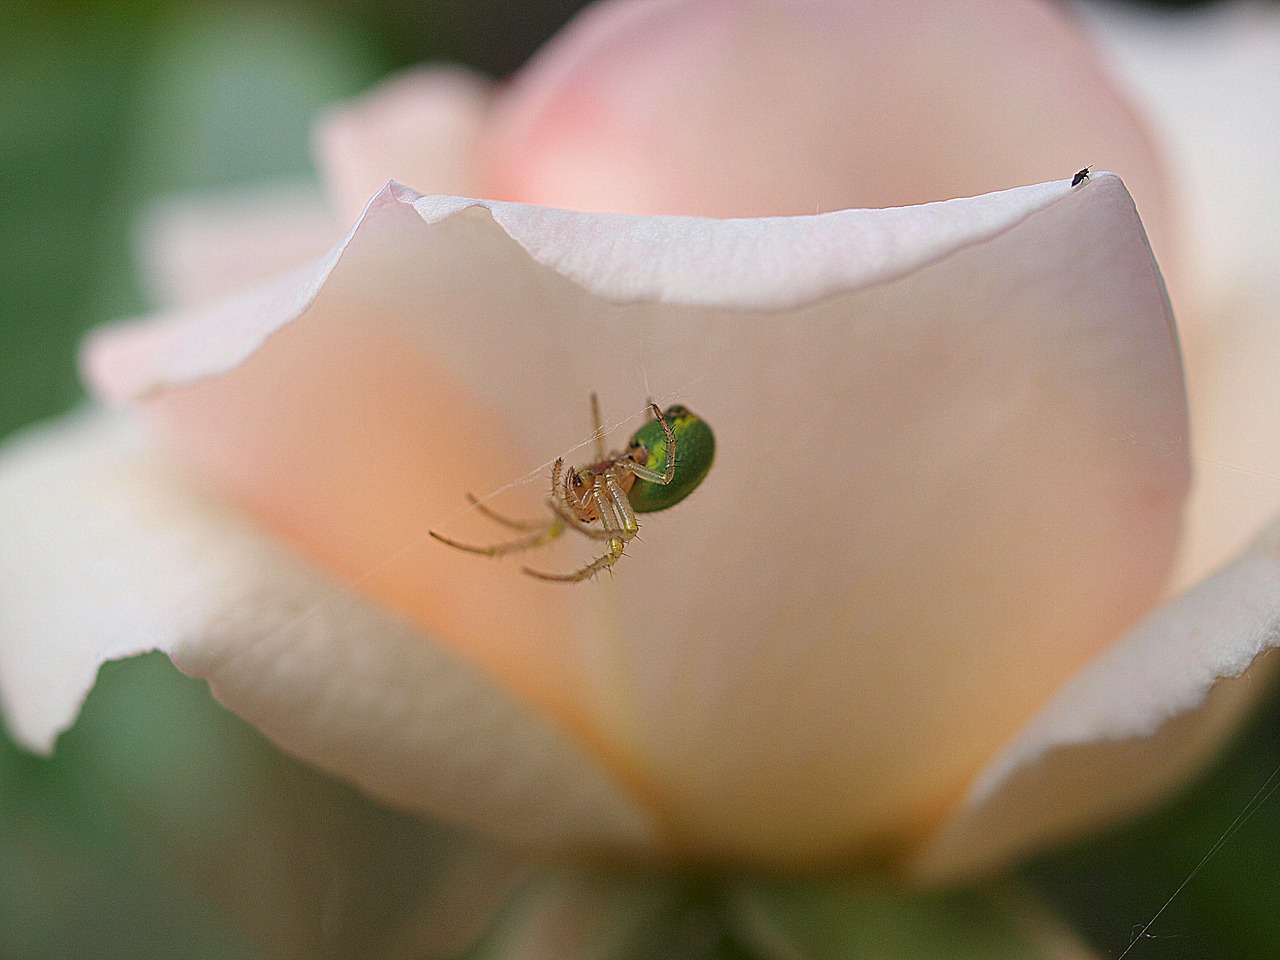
<box><xmin>429</xmin><ymin>394</ymin><xmax>715</xmax><ymax>582</ymax></box>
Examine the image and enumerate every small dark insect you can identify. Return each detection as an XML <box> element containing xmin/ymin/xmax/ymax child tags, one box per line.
<box><xmin>1072</xmin><ymin>166</ymin><xmax>1091</xmax><ymax>187</ymax></box>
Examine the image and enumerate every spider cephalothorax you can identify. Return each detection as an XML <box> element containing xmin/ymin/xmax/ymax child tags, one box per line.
<box><xmin>430</xmin><ymin>395</ymin><xmax>715</xmax><ymax>582</ymax></box>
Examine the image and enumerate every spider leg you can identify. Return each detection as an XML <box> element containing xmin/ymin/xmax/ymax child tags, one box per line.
<box><xmin>547</xmin><ymin>496</ymin><xmax>618</xmax><ymax>540</ymax></box>
<box><xmin>551</xmin><ymin>457</ymin><xmax>576</xmax><ymax>515</ymax></box>
<box><xmin>604</xmin><ymin>474</ymin><xmax>638</xmax><ymax>535</ymax></box>
<box><xmin>621</xmin><ymin>404</ymin><xmax>677</xmax><ymax>485</ymax></box>
<box><xmin>546</xmin><ymin>460</ymin><xmax>612</xmax><ymax>540</ymax></box>
<box><xmin>589</xmin><ymin>392</ymin><xmax>606</xmax><ymax>463</ymax></box>
<box><xmin>464</xmin><ymin>493</ymin><xmax>545</xmax><ymax>531</ymax></box>
<box><xmin>524</xmin><ymin>537</ymin><xmax>625</xmax><ymax>582</ymax></box>
<box><xmin>525</xmin><ymin>476</ymin><xmax>635</xmax><ymax>582</ymax></box>
<box><xmin>430</xmin><ymin>520</ymin><xmax>564</xmax><ymax>557</ymax></box>
<box><xmin>432</xmin><ymin>460</ymin><xmax>571</xmax><ymax>554</ymax></box>
<box><xmin>546</xmin><ymin>476</ymin><xmax>628</xmax><ymax>541</ymax></box>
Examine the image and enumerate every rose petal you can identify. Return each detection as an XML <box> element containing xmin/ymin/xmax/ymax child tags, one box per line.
<box><xmin>316</xmin><ymin>66</ymin><xmax>493</xmax><ymax>225</ymax></box>
<box><xmin>137</xmin><ymin>185</ymin><xmax>339</xmax><ymax>310</ymax></box>
<box><xmin>0</xmin><ymin>410</ymin><xmax>657</xmax><ymax>851</ymax></box>
<box><xmin>1079</xmin><ymin>2</ymin><xmax>1280</xmax><ymax>589</ymax></box>
<box><xmin>911</xmin><ymin>517</ymin><xmax>1280</xmax><ymax>884</ymax></box>
<box><xmin>479</xmin><ymin>0</ymin><xmax>1176</xmax><ymax>268</ymax></box>
<box><xmin>1079</xmin><ymin>0</ymin><xmax>1280</xmax><ymax>320</ymax></box>
<box><xmin>0</xmin><ymin>414</ymin><xmax>160</xmax><ymax>751</ymax></box>
<box><xmin>83</xmin><ymin>175</ymin><xmax>1187</xmax><ymax>865</ymax></box>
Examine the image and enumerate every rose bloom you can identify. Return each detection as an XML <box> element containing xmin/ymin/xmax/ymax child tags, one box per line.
<box><xmin>3</xmin><ymin>0</ymin><xmax>1280</xmax><ymax>953</ymax></box>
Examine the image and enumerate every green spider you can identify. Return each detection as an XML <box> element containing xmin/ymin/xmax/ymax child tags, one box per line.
<box><xmin>430</xmin><ymin>394</ymin><xmax>715</xmax><ymax>582</ymax></box>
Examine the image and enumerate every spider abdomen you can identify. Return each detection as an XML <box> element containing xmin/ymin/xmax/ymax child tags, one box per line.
<box><xmin>628</xmin><ymin>406</ymin><xmax>715</xmax><ymax>513</ymax></box>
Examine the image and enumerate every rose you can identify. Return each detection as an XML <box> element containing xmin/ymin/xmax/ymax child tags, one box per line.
<box><xmin>2</xmin><ymin>0</ymin><xmax>1278</xmax><ymax>953</ymax></box>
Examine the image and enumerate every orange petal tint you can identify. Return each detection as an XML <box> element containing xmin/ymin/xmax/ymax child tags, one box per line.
<box><xmin>84</xmin><ymin>178</ymin><xmax>1187</xmax><ymax>865</ymax></box>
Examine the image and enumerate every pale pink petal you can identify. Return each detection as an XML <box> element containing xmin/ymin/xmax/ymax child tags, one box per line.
<box><xmin>0</xmin><ymin>414</ymin><xmax>161</xmax><ymax>751</ymax></box>
<box><xmin>1080</xmin><ymin>0</ymin><xmax>1280</xmax><ymax>321</ymax></box>
<box><xmin>83</xmin><ymin>175</ymin><xmax>1186</xmax><ymax>865</ymax></box>
<box><xmin>316</xmin><ymin>66</ymin><xmax>493</xmax><ymax>224</ymax></box>
<box><xmin>138</xmin><ymin>185</ymin><xmax>339</xmax><ymax>310</ymax></box>
<box><xmin>1080</xmin><ymin>2</ymin><xmax>1280</xmax><ymax>590</ymax></box>
<box><xmin>1178</xmin><ymin>302</ymin><xmax>1280</xmax><ymax>592</ymax></box>
<box><xmin>911</xmin><ymin>517</ymin><xmax>1280</xmax><ymax>884</ymax></box>
<box><xmin>479</xmin><ymin>0</ymin><xmax>1176</xmax><ymax>269</ymax></box>
<box><xmin>0</xmin><ymin>410</ymin><xmax>657</xmax><ymax>851</ymax></box>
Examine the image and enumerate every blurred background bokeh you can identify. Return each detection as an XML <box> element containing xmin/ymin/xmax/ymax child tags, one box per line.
<box><xmin>2</xmin><ymin>1</ymin><xmax>1279</xmax><ymax>957</ymax></box>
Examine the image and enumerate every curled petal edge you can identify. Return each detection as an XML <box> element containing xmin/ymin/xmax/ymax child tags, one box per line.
<box><xmin>85</xmin><ymin>176</ymin><xmax>1092</xmax><ymax>406</ymax></box>
<box><xmin>912</xmin><ymin>517</ymin><xmax>1280</xmax><ymax>883</ymax></box>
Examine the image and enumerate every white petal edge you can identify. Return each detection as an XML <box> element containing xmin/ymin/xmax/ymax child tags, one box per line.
<box><xmin>0</xmin><ymin>409</ymin><xmax>658</xmax><ymax>851</ymax></box>
<box><xmin>85</xmin><ymin>175</ymin><xmax>1090</xmax><ymax>406</ymax></box>
<box><xmin>912</xmin><ymin>517</ymin><xmax>1280</xmax><ymax>883</ymax></box>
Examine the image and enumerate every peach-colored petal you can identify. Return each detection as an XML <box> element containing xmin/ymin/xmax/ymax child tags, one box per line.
<box><xmin>316</xmin><ymin>66</ymin><xmax>493</xmax><ymax>224</ymax></box>
<box><xmin>0</xmin><ymin>409</ymin><xmax>657</xmax><ymax>851</ymax></box>
<box><xmin>82</xmin><ymin>175</ymin><xmax>1186</xmax><ymax>866</ymax></box>
<box><xmin>479</xmin><ymin>0</ymin><xmax>1176</xmax><ymax>269</ymax></box>
<box><xmin>911</xmin><ymin>517</ymin><xmax>1280</xmax><ymax>884</ymax></box>
<box><xmin>1080</xmin><ymin>1</ymin><xmax>1280</xmax><ymax>591</ymax></box>
<box><xmin>1177</xmin><ymin>297</ymin><xmax>1280</xmax><ymax>592</ymax></box>
<box><xmin>138</xmin><ymin>185</ymin><xmax>339</xmax><ymax>310</ymax></box>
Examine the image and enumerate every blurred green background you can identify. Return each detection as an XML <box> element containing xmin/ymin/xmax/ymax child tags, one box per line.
<box><xmin>2</xmin><ymin>0</ymin><xmax>1278</xmax><ymax>957</ymax></box>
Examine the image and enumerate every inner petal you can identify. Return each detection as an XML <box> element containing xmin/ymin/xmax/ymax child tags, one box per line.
<box><xmin>480</xmin><ymin>0</ymin><xmax>1175</xmax><ymax>268</ymax></box>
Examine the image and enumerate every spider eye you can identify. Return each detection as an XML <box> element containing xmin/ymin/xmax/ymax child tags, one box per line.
<box><xmin>628</xmin><ymin>438</ymin><xmax>642</xmax><ymax>450</ymax></box>
<box><xmin>665</xmin><ymin>405</ymin><xmax>688</xmax><ymax>419</ymax></box>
